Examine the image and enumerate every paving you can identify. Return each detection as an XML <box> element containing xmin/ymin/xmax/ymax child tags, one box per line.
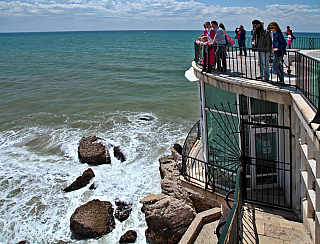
<box><xmin>242</xmin><ymin>204</ymin><xmax>313</xmax><ymax>244</ymax></box>
<box><xmin>193</xmin><ymin>220</ymin><xmax>219</xmax><ymax>244</ymax></box>
<box><xmin>182</xmin><ymin>203</ymin><xmax>313</xmax><ymax>244</ymax></box>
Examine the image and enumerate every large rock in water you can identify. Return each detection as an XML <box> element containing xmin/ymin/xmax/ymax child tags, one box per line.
<box><xmin>78</xmin><ymin>136</ymin><xmax>111</xmax><ymax>165</ymax></box>
<box><xmin>70</xmin><ymin>199</ymin><xmax>115</xmax><ymax>239</ymax></box>
<box><xmin>140</xmin><ymin>194</ymin><xmax>196</xmax><ymax>244</ymax></box>
<box><xmin>64</xmin><ymin>168</ymin><xmax>95</xmax><ymax>192</ymax></box>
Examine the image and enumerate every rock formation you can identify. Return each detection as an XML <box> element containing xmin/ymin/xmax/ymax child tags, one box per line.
<box><xmin>114</xmin><ymin>146</ymin><xmax>126</xmax><ymax>162</ymax></box>
<box><xmin>64</xmin><ymin>168</ymin><xmax>95</xmax><ymax>192</ymax></box>
<box><xmin>140</xmin><ymin>144</ymin><xmax>222</xmax><ymax>244</ymax></box>
<box><xmin>78</xmin><ymin>136</ymin><xmax>111</xmax><ymax>165</ymax></box>
<box><xmin>115</xmin><ymin>200</ymin><xmax>132</xmax><ymax>222</ymax></box>
<box><xmin>141</xmin><ymin>194</ymin><xmax>196</xmax><ymax>244</ymax></box>
<box><xmin>70</xmin><ymin>199</ymin><xmax>115</xmax><ymax>239</ymax></box>
<box><xmin>119</xmin><ymin>230</ymin><xmax>137</xmax><ymax>243</ymax></box>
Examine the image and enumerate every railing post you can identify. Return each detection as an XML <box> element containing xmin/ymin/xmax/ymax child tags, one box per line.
<box><xmin>201</xmin><ymin>45</ymin><xmax>207</xmax><ymax>72</ymax></box>
<box><xmin>194</xmin><ymin>41</ymin><xmax>199</xmax><ymax>63</ymax></box>
<box><xmin>311</xmin><ymin>75</ymin><xmax>320</xmax><ymax>124</ymax></box>
<box><xmin>207</xmin><ymin>45</ymin><xmax>212</xmax><ymax>73</ymax></box>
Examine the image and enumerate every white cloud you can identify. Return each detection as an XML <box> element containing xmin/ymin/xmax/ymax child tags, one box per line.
<box><xmin>0</xmin><ymin>0</ymin><xmax>319</xmax><ymax>32</ymax></box>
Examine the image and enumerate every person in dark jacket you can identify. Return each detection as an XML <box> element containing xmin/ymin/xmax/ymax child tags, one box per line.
<box><xmin>269</xmin><ymin>22</ymin><xmax>287</xmax><ymax>83</ymax></box>
<box><xmin>252</xmin><ymin>19</ymin><xmax>272</xmax><ymax>81</ymax></box>
<box><xmin>235</xmin><ymin>25</ymin><xmax>247</xmax><ymax>56</ymax></box>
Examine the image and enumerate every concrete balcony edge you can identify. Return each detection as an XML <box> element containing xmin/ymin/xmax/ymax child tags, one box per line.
<box><xmin>179</xmin><ymin>207</ymin><xmax>222</xmax><ymax>244</ymax></box>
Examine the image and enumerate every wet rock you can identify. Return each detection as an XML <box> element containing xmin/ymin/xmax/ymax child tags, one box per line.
<box><xmin>119</xmin><ymin>230</ymin><xmax>137</xmax><ymax>243</ymax></box>
<box><xmin>89</xmin><ymin>182</ymin><xmax>97</xmax><ymax>190</ymax></box>
<box><xmin>78</xmin><ymin>136</ymin><xmax>111</xmax><ymax>165</ymax></box>
<box><xmin>70</xmin><ymin>199</ymin><xmax>115</xmax><ymax>239</ymax></box>
<box><xmin>64</xmin><ymin>168</ymin><xmax>95</xmax><ymax>192</ymax></box>
<box><xmin>115</xmin><ymin>200</ymin><xmax>132</xmax><ymax>222</ymax></box>
<box><xmin>114</xmin><ymin>146</ymin><xmax>126</xmax><ymax>162</ymax></box>
<box><xmin>139</xmin><ymin>117</ymin><xmax>150</xmax><ymax>121</ymax></box>
<box><xmin>140</xmin><ymin>194</ymin><xmax>196</xmax><ymax>244</ymax></box>
<box><xmin>173</xmin><ymin>143</ymin><xmax>182</xmax><ymax>155</ymax></box>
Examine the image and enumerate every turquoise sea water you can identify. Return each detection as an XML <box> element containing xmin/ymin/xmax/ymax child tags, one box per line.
<box><xmin>0</xmin><ymin>30</ymin><xmax>319</xmax><ymax>243</ymax></box>
<box><xmin>0</xmin><ymin>30</ymin><xmax>201</xmax><ymax>243</ymax></box>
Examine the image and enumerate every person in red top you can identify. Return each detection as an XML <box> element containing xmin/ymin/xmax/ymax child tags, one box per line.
<box><xmin>202</xmin><ymin>21</ymin><xmax>215</xmax><ymax>43</ymax></box>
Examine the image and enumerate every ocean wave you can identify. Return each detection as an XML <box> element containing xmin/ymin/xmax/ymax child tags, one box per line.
<box><xmin>0</xmin><ymin>110</ymin><xmax>190</xmax><ymax>243</ymax></box>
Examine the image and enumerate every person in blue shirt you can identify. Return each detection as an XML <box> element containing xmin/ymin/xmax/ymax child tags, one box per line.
<box><xmin>269</xmin><ymin>22</ymin><xmax>287</xmax><ymax>83</ymax></box>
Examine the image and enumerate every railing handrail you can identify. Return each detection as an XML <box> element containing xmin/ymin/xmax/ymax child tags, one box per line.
<box><xmin>217</xmin><ymin>167</ymin><xmax>244</xmax><ymax>244</ymax></box>
<box><xmin>234</xmin><ymin>36</ymin><xmax>320</xmax><ymax>50</ymax></box>
<box><xmin>182</xmin><ymin>119</ymin><xmax>200</xmax><ymax>156</ymax></box>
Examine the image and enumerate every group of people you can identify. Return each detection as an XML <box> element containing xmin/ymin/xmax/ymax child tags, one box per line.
<box><xmin>197</xmin><ymin>21</ymin><xmax>234</xmax><ymax>72</ymax></box>
<box><xmin>198</xmin><ymin>19</ymin><xmax>289</xmax><ymax>83</ymax></box>
<box><xmin>252</xmin><ymin>19</ymin><xmax>287</xmax><ymax>83</ymax></box>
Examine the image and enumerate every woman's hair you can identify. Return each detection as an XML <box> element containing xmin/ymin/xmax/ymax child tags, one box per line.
<box><xmin>267</xmin><ymin>23</ymin><xmax>272</xmax><ymax>31</ymax></box>
<box><xmin>204</xmin><ymin>22</ymin><xmax>210</xmax><ymax>28</ymax></box>
<box><xmin>219</xmin><ymin>23</ymin><xmax>225</xmax><ymax>30</ymax></box>
<box><xmin>269</xmin><ymin>22</ymin><xmax>282</xmax><ymax>32</ymax></box>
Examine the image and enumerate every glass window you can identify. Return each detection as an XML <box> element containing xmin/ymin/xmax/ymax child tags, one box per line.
<box><xmin>250</xmin><ymin>98</ymin><xmax>278</xmax><ymax>126</ymax></box>
<box><xmin>205</xmin><ymin>83</ymin><xmax>237</xmax><ymax>113</ymax></box>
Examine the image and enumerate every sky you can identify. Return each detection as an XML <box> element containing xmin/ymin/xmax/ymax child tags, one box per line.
<box><xmin>0</xmin><ymin>0</ymin><xmax>320</xmax><ymax>33</ymax></box>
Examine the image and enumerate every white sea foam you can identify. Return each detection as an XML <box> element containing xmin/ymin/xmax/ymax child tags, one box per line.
<box><xmin>0</xmin><ymin>111</ymin><xmax>187</xmax><ymax>243</ymax></box>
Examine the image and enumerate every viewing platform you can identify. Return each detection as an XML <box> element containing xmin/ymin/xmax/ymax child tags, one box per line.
<box><xmin>181</xmin><ymin>42</ymin><xmax>320</xmax><ymax>243</ymax></box>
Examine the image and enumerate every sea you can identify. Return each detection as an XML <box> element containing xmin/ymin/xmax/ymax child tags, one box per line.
<box><xmin>0</xmin><ymin>30</ymin><xmax>319</xmax><ymax>244</ymax></box>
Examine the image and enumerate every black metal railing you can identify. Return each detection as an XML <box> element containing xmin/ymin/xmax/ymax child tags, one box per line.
<box><xmin>194</xmin><ymin>42</ymin><xmax>320</xmax><ymax>116</ymax></box>
<box><xmin>232</xmin><ymin>36</ymin><xmax>320</xmax><ymax>50</ymax></box>
<box><xmin>295</xmin><ymin>51</ymin><xmax>320</xmax><ymax>111</ymax></box>
<box><xmin>216</xmin><ymin>167</ymin><xmax>244</xmax><ymax>244</ymax></box>
<box><xmin>181</xmin><ymin>120</ymin><xmax>207</xmax><ymax>183</ymax></box>
<box><xmin>182</xmin><ymin>120</ymin><xmax>201</xmax><ymax>161</ymax></box>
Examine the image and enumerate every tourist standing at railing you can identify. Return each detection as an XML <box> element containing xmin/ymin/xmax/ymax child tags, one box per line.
<box><xmin>270</xmin><ymin>22</ymin><xmax>287</xmax><ymax>83</ymax></box>
<box><xmin>211</xmin><ymin>21</ymin><xmax>227</xmax><ymax>72</ymax></box>
<box><xmin>235</xmin><ymin>25</ymin><xmax>247</xmax><ymax>56</ymax></box>
<box><xmin>202</xmin><ymin>21</ymin><xmax>216</xmax><ymax>43</ymax></box>
<box><xmin>286</xmin><ymin>32</ymin><xmax>292</xmax><ymax>49</ymax></box>
<box><xmin>219</xmin><ymin>23</ymin><xmax>235</xmax><ymax>50</ymax></box>
<box><xmin>286</xmin><ymin>26</ymin><xmax>296</xmax><ymax>40</ymax></box>
<box><xmin>252</xmin><ymin>19</ymin><xmax>272</xmax><ymax>82</ymax></box>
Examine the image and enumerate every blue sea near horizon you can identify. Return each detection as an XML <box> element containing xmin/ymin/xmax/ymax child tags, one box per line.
<box><xmin>0</xmin><ymin>30</ymin><xmax>319</xmax><ymax>243</ymax></box>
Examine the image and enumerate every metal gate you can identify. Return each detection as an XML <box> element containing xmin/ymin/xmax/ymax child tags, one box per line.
<box><xmin>207</xmin><ymin>98</ymin><xmax>292</xmax><ymax>209</ymax></box>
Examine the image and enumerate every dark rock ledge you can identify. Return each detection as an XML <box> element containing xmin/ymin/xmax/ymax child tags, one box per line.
<box><xmin>140</xmin><ymin>144</ymin><xmax>221</xmax><ymax>244</ymax></box>
<box><xmin>64</xmin><ymin>168</ymin><xmax>95</xmax><ymax>192</ymax></box>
